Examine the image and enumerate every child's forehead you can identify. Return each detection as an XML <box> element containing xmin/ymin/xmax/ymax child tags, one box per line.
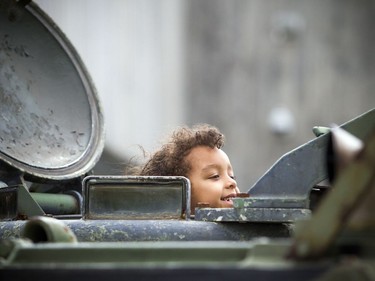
<box><xmin>186</xmin><ymin>146</ymin><xmax>231</xmax><ymax>165</ymax></box>
<box><xmin>187</xmin><ymin>145</ymin><xmax>219</xmax><ymax>157</ymax></box>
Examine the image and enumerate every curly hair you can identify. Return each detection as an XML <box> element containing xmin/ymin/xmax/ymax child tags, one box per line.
<box><xmin>139</xmin><ymin>124</ymin><xmax>225</xmax><ymax>177</ymax></box>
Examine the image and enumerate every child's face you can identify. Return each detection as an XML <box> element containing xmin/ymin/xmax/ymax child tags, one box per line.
<box><xmin>185</xmin><ymin>146</ymin><xmax>240</xmax><ymax>213</ymax></box>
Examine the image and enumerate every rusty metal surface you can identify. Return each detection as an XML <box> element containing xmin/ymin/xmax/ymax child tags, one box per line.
<box><xmin>194</xmin><ymin>206</ymin><xmax>310</xmax><ymax>223</ymax></box>
<box><xmin>0</xmin><ymin>219</ymin><xmax>292</xmax><ymax>242</ymax></box>
<box><xmin>0</xmin><ymin>2</ymin><xmax>104</xmax><ymax>181</ymax></box>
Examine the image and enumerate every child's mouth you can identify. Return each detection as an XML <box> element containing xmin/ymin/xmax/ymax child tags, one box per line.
<box><xmin>220</xmin><ymin>194</ymin><xmax>236</xmax><ymax>202</ymax></box>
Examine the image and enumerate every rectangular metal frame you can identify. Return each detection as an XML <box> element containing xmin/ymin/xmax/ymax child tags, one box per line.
<box><xmin>82</xmin><ymin>176</ymin><xmax>191</xmax><ymax>220</ymax></box>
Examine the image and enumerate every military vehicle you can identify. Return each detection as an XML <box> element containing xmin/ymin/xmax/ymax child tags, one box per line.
<box><xmin>0</xmin><ymin>1</ymin><xmax>374</xmax><ymax>280</ymax></box>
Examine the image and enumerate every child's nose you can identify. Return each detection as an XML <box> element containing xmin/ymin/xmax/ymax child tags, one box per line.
<box><xmin>226</xmin><ymin>176</ymin><xmax>237</xmax><ymax>189</ymax></box>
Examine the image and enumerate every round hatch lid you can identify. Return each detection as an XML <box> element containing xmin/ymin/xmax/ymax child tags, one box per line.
<box><xmin>0</xmin><ymin>2</ymin><xmax>105</xmax><ymax>181</ymax></box>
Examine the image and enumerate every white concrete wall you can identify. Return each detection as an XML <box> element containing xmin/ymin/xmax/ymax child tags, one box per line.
<box><xmin>34</xmin><ymin>0</ymin><xmax>186</xmax><ymax>160</ymax></box>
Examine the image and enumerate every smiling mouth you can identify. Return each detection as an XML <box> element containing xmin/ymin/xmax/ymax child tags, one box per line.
<box><xmin>220</xmin><ymin>194</ymin><xmax>236</xmax><ymax>202</ymax></box>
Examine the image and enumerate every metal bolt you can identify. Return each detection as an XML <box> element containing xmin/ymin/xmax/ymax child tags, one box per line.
<box><xmin>236</xmin><ymin>193</ymin><xmax>250</xmax><ymax>198</ymax></box>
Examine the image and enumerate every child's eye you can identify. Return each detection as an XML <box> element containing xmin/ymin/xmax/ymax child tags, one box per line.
<box><xmin>230</xmin><ymin>175</ymin><xmax>236</xmax><ymax>180</ymax></box>
<box><xmin>209</xmin><ymin>174</ymin><xmax>219</xmax><ymax>179</ymax></box>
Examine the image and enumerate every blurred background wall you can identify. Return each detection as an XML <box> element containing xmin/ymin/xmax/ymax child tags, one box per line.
<box><xmin>35</xmin><ymin>0</ymin><xmax>375</xmax><ymax>191</ymax></box>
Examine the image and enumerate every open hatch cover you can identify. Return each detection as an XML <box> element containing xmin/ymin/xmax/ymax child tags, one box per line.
<box><xmin>0</xmin><ymin>1</ymin><xmax>105</xmax><ymax>181</ymax></box>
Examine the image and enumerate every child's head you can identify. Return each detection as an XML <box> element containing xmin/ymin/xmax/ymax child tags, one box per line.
<box><xmin>139</xmin><ymin>124</ymin><xmax>240</xmax><ymax>213</ymax></box>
